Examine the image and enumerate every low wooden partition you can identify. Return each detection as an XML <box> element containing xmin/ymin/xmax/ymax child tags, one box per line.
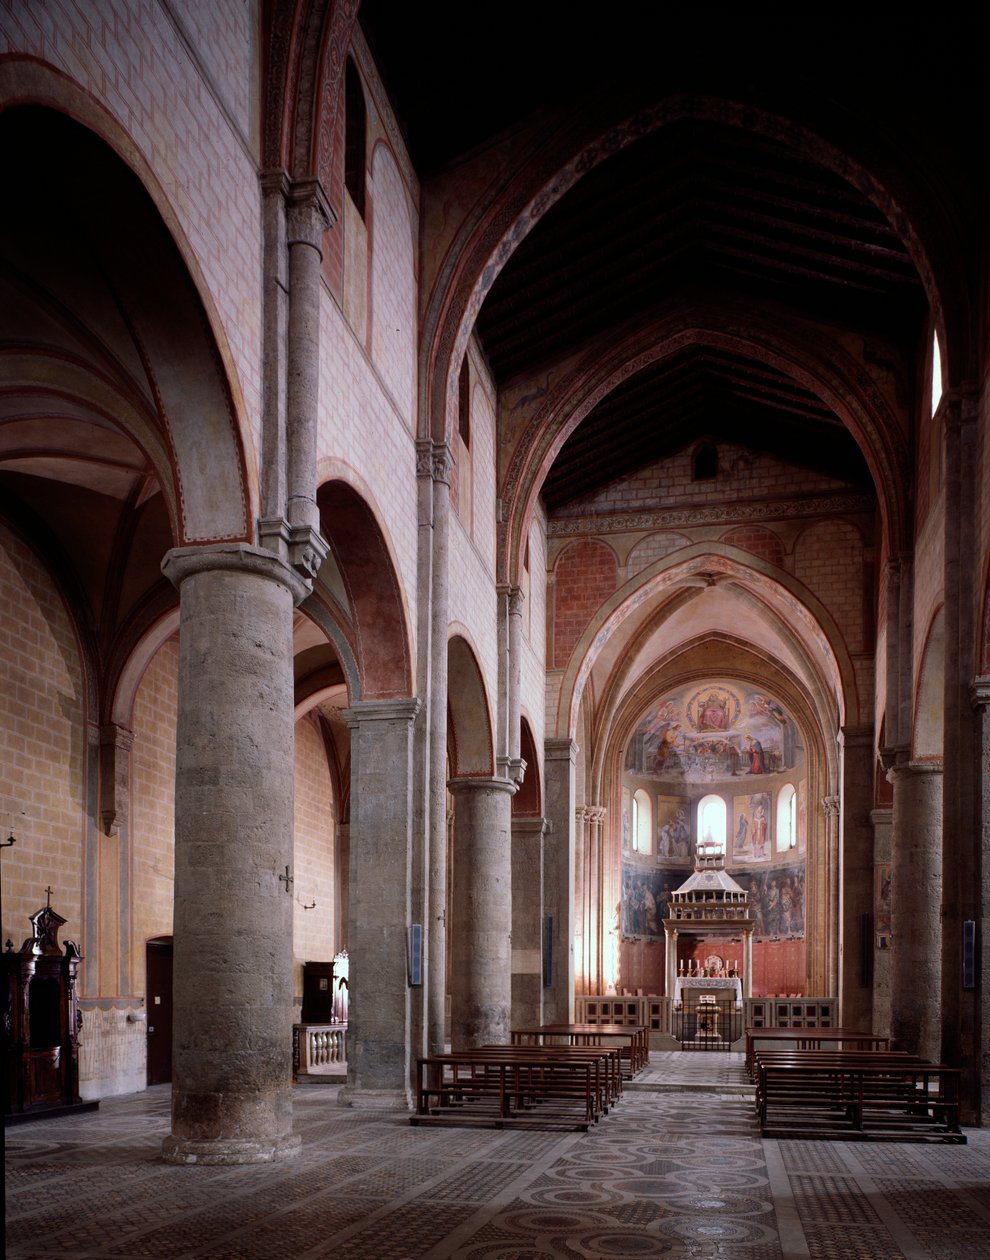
<box><xmin>753</xmin><ymin>1049</ymin><xmax>965</xmax><ymax>1142</ymax></box>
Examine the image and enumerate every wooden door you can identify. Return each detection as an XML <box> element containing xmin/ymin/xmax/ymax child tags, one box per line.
<box><xmin>146</xmin><ymin>937</ymin><xmax>173</xmax><ymax>1085</ymax></box>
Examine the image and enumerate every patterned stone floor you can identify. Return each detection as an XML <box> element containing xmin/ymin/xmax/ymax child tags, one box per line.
<box><xmin>6</xmin><ymin>1053</ymin><xmax>990</xmax><ymax>1259</ymax></box>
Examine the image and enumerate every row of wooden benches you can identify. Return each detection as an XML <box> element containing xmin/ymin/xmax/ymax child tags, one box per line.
<box><xmin>412</xmin><ymin>1024</ymin><xmax>647</xmax><ymax>1130</ymax></box>
<box><xmin>750</xmin><ymin>1040</ymin><xmax>965</xmax><ymax>1142</ymax></box>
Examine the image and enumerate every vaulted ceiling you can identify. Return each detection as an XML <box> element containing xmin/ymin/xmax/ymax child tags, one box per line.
<box><xmin>363</xmin><ymin>5</ymin><xmax>985</xmax><ymax>509</ymax></box>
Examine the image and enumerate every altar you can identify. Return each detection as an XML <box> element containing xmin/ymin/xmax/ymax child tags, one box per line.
<box><xmin>673</xmin><ymin>976</ymin><xmax>742</xmax><ymax>1004</ymax></box>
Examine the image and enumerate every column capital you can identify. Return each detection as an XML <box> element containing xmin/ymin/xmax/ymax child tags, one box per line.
<box><xmin>344</xmin><ymin>698</ymin><xmax>421</xmax><ymax>728</ymax></box>
<box><xmin>820</xmin><ymin>794</ymin><xmax>839</xmax><ymax>819</ymax></box>
<box><xmin>416</xmin><ymin>439</ymin><xmax>453</xmax><ymax>485</ymax></box>
<box><xmin>285</xmin><ymin>177</ymin><xmax>336</xmax><ymax>250</ymax></box>
<box><xmin>511</xmin><ymin>817</ymin><xmax>548</xmax><ymax>837</ymax></box>
<box><xmin>448</xmin><ymin>774</ymin><xmax>518</xmax><ymax>798</ymax></box>
<box><xmin>497</xmin><ymin>755</ymin><xmax>527</xmax><ymax>783</ymax></box>
<box><xmin>545</xmin><ymin>738</ymin><xmax>578</xmax><ymax>763</ymax></box>
<box><xmin>839</xmin><ymin>725</ymin><xmax>874</xmax><ymax>748</ymax></box>
<box><xmin>971</xmin><ymin>675</ymin><xmax>990</xmax><ymax>710</ymax></box>
<box><xmin>162</xmin><ymin>543</ymin><xmax>312</xmax><ymax>606</ymax></box>
<box><xmin>497</xmin><ymin>583</ymin><xmax>525</xmax><ymax>616</ymax></box>
<box><xmin>888</xmin><ymin>759</ymin><xmax>944</xmax><ymax>779</ymax></box>
<box><xmin>870</xmin><ymin>807</ymin><xmax>893</xmax><ymax>826</ymax></box>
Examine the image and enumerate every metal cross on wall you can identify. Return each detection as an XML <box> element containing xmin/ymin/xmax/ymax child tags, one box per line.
<box><xmin>279</xmin><ymin>866</ymin><xmax>293</xmax><ymax>894</ymax></box>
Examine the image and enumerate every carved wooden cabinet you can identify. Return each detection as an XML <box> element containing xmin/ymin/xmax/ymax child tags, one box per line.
<box><xmin>3</xmin><ymin>904</ymin><xmax>84</xmax><ymax>1116</ymax></box>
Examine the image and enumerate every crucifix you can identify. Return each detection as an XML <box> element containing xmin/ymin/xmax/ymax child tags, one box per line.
<box><xmin>45</xmin><ymin>885</ymin><xmax>54</xmax><ymax>908</ymax></box>
<box><xmin>279</xmin><ymin>866</ymin><xmax>293</xmax><ymax>894</ymax></box>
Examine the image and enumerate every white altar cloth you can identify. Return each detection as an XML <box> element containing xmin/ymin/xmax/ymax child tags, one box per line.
<box><xmin>674</xmin><ymin>976</ymin><xmax>742</xmax><ymax>1003</ymax></box>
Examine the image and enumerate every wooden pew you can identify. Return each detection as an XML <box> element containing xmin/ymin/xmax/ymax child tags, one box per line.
<box><xmin>412</xmin><ymin>1044</ymin><xmax>620</xmax><ymax>1130</ymax></box>
<box><xmin>510</xmin><ymin>1023</ymin><xmax>648</xmax><ymax>1077</ymax></box>
<box><xmin>753</xmin><ymin>1049</ymin><xmax>965</xmax><ymax>1142</ymax></box>
<box><xmin>745</xmin><ymin>1026</ymin><xmax>891</xmax><ymax>1078</ymax></box>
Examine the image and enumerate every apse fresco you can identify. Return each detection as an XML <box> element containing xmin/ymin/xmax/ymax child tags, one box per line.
<box><xmin>622</xmin><ymin>867</ymin><xmax>683</xmax><ymax>937</ymax></box>
<box><xmin>624</xmin><ymin>682</ymin><xmax>799</xmax><ymax>782</ymax></box>
<box><xmin>738</xmin><ymin>866</ymin><xmax>805</xmax><ymax>939</ymax></box>
<box><xmin>620</xmin><ymin>863</ymin><xmax>806</xmax><ymax>940</ymax></box>
<box><xmin>733</xmin><ymin>792</ymin><xmax>771</xmax><ymax>861</ymax></box>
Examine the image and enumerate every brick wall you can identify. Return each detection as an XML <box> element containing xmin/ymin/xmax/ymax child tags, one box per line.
<box><xmin>720</xmin><ymin>525</ymin><xmax>785</xmax><ymax>569</ymax></box>
<box><xmin>563</xmin><ymin>442</ymin><xmax>855</xmax><ymax>517</ymax></box>
<box><xmin>793</xmin><ymin>520</ymin><xmax>865</xmax><ymax>653</ymax></box>
<box><xmin>0</xmin><ymin>525</ymin><xmax>85</xmax><ymax>958</ymax></box>
<box><xmin>624</xmin><ymin>531</ymin><xmax>691</xmax><ymax>578</ymax></box>
<box><xmin>293</xmin><ymin>711</ymin><xmax>338</xmax><ymax>997</ymax></box>
<box><xmin>552</xmin><ymin>539</ymin><xmax>618</xmax><ymax>667</ymax></box>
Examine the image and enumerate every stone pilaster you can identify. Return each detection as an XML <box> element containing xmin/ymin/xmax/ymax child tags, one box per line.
<box><xmin>449</xmin><ymin>776</ymin><xmax>517</xmax><ymax>1047</ymax></box>
<box><xmin>511</xmin><ymin>817</ymin><xmax>546</xmax><ymax>1028</ymax></box>
<box><xmin>889</xmin><ymin>760</ymin><xmax>942</xmax><ymax>1060</ymax></box>
<box><xmin>839</xmin><ymin>726</ymin><xmax>874</xmax><ymax>1031</ymax></box>
<box><xmin>161</xmin><ymin>543</ymin><xmax>309</xmax><ymax>1164</ymax></box>
<box><xmin>543</xmin><ymin>739</ymin><xmax>577</xmax><ymax>1023</ymax></box>
<box><xmin>870</xmin><ymin>807</ymin><xmax>893</xmax><ymax>1038</ymax></box>
<box><xmin>338</xmin><ymin>698</ymin><xmax>420</xmax><ymax>1109</ymax></box>
<box><xmin>98</xmin><ymin>723</ymin><xmax>134</xmax><ymax>838</ymax></box>
<box><xmin>821</xmin><ymin>794</ymin><xmax>840</xmax><ymax>998</ymax></box>
<box><xmin>941</xmin><ymin>389</ymin><xmax>978</xmax><ymax>1120</ymax></box>
<box><xmin>970</xmin><ymin>678</ymin><xmax>990</xmax><ymax>1123</ymax></box>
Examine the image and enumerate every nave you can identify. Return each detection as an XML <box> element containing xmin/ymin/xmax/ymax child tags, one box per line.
<box><xmin>6</xmin><ymin>1053</ymin><xmax>990</xmax><ymax>1260</ymax></box>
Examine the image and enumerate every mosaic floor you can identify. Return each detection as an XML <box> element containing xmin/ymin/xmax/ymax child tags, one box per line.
<box><xmin>6</xmin><ymin>1053</ymin><xmax>990</xmax><ymax>1259</ymax></box>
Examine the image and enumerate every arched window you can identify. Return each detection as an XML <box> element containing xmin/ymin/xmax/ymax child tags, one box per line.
<box><xmin>697</xmin><ymin>794</ymin><xmax>726</xmax><ymax>854</ymax></box>
<box><xmin>633</xmin><ymin>789</ymin><xmax>652</xmax><ymax>853</ymax></box>
<box><xmin>777</xmin><ymin>784</ymin><xmax>796</xmax><ymax>851</ymax></box>
<box><xmin>931</xmin><ymin>330</ymin><xmax>943</xmax><ymax>416</ymax></box>
<box><xmin>344</xmin><ymin>58</ymin><xmax>367</xmax><ymax>219</ymax></box>
<box><xmin>693</xmin><ymin>440</ymin><xmax>718</xmax><ymax>481</ymax></box>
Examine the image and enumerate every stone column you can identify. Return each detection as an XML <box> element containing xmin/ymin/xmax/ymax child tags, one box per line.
<box><xmin>543</xmin><ymin>740</ymin><xmax>577</xmax><ymax>1023</ymax></box>
<box><xmin>511</xmin><ymin>817</ymin><xmax>546</xmax><ymax>1027</ymax></box>
<box><xmin>839</xmin><ymin>726</ymin><xmax>874</xmax><ymax>1031</ymax></box>
<box><xmin>161</xmin><ymin>544</ymin><xmax>308</xmax><ymax>1164</ymax></box>
<box><xmin>285</xmin><ymin>179</ymin><xmax>332</xmax><ymax>538</ymax></box>
<box><xmin>889</xmin><ymin>760</ymin><xmax>942</xmax><ymax>1060</ymax></box>
<box><xmin>449</xmin><ymin>776</ymin><xmax>516</xmax><ymax>1047</ymax></box>
<box><xmin>743</xmin><ymin>927</ymin><xmax>753</xmax><ymax>999</ymax></box>
<box><xmin>870</xmin><ymin>807</ymin><xmax>893</xmax><ymax>1038</ymax></box>
<box><xmin>664</xmin><ymin>925</ymin><xmax>678</xmax><ymax>995</ymax></box>
<box><xmin>971</xmin><ymin>679</ymin><xmax>990</xmax><ymax>1124</ymax></box>
<box><xmin>424</xmin><ymin>442</ymin><xmax>452</xmax><ymax>1058</ymax></box>
<box><xmin>338</xmin><ymin>698</ymin><xmax>420</xmax><ymax>1108</ymax></box>
<box><xmin>821</xmin><ymin>794</ymin><xmax>840</xmax><ymax>998</ymax></box>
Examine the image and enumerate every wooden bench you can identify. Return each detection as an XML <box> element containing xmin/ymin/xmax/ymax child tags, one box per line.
<box><xmin>412</xmin><ymin>1044</ymin><xmax>620</xmax><ymax>1130</ymax></box>
<box><xmin>754</xmin><ymin>1050</ymin><xmax>965</xmax><ymax>1142</ymax></box>
<box><xmin>745</xmin><ymin>1026</ymin><xmax>891</xmax><ymax>1078</ymax></box>
<box><xmin>510</xmin><ymin>1023</ymin><xmax>648</xmax><ymax>1077</ymax></box>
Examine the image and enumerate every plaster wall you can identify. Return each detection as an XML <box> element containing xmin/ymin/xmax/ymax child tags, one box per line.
<box><xmin>292</xmin><ymin>711</ymin><xmax>337</xmax><ymax>995</ymax></box>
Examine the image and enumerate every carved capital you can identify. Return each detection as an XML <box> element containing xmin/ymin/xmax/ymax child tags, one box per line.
<box><xmin>99</xmin><ymin>724</ymin><xmax>135</xmax><ymax>837</ymax></box>
<box><xmin>286</xmin><ymin>177</ymin><xmax>335</xmax><ymax>251</ymax></box>
<box><xmin>287</xmin><ymin>522</ymin><xmax>330</xmax><ymax>582</ymax></box>
<box><xmin>497</xmin><ymin>755</ymin><xmax>527</xmax><ymax>784</ymax></box>
<box><xmin>971</xmin><ymin>675</ymin><xmax>990</xmax><ymax>711</ymax></box>
<box><xmin>820</xmin><ymin>794</ymin><xmax>839</xmax><ymax>820</ymax></box>
<box><xmin>415</xmin><ymin>439</ymin><xmax>454</xmax><ymax>485</ymax></box>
